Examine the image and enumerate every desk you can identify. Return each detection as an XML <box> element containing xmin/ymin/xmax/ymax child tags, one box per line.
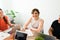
<box><xmin>4</xmin><ymin>34</ymin><xmax>57</xmax><ymax>40</ymax></box>
<box><xmin>4</xmin><ymin>28</ymin><xmax>56</xmax><ymax>40</ymax></box>
<box><xmin>4</xmin><ymin>35</ymin><xmax>36</xmax><ymax>40</ymax></box>
<box><xmin>27</xmin><ymin>36</ymin><xmax>36</xmax><ymax>40</ymax></box>
<box><xmin>4</xmin><ymin>31</ymin><xmax>36</xmax><ymax>40</ymax></box>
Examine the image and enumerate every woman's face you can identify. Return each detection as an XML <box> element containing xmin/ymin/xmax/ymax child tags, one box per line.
<box><xmin>32</xmin><ymin>11</ymin><xmax>39</xmax><ymax>18</ymax></box>
<box><xmin>0</xmin><ymin>10</ymin><xmax>3</xmax><ymax>17</ymax></box>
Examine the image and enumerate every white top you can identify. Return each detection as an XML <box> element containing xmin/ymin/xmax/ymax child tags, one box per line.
<box><xmin>30</xmin><ymin>17</ymin><xmax>43</xmax><ymax>33</ymax></box>
<box><xmin>31</xmin><ymin>17</ymin><xmax>40</xmax><ymax>29</ymax></box>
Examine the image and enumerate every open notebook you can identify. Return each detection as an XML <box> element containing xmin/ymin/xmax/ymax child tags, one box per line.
<box><xmin>0</xmin><ymin>32</ymin><xmax>10</xmax><ymax>40</ymax></box>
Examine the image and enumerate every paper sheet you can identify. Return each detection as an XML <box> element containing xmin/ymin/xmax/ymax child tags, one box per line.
<box><xmin>24</xmin><ymin>29</ymin><xmax>33</xmax><ymax>36</ymax></box>
<box><xmin>0</xmin><ymin>32</ymin><xmax>10</xmax><ymax>40</ymax></box>
<box><xmin>17</xmin><ymin>29</ymin><xmax>33</xmax><ymax>36</ymax></box>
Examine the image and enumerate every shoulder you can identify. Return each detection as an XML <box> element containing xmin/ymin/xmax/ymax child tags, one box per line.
<box><xmin>54</xmin><ymin>20</ymin><xmax>58</xmax><ymax>22</ymax></box>
<box><xmin>51</xmin><ymin>20</ymin><xmax>58</xmax><ymax>27</ymax></box>
<box><xmin>4</xmin><ymin>16</ymin><xmax>8</xmax><ymax>18</ymax></box>
<box><xmin>39</xmin><ymin>18</ymin><xmax>44</xmax><ymax>23</ymax></box>
<box><xmin>52</xmin><ymin>20</ymin><xmax>58</xmax><ymax>24</ymax></box>
<box><xmin>29</xmin><ymin>17</ymin><xmax>32</xmax><ymax>20</ymax></box>
<box><xmin>3</xmin><ymin>16</ymin><xmax>8</xmax><ymax>20</ymax></box>
<box><xmin>27</xmin><ymin>17</ymin><xmax>32</xmax><ymax>22</ymax></box>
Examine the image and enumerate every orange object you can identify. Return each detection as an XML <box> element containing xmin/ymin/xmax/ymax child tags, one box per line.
<box><xmin>0</xmin><ymin>16</ymin><xmax>9</xmax><ymax>31</ymax></box>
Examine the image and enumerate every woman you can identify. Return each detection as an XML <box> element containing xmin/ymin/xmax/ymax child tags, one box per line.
<box><xmin>0</xmin><ymin>8</ymin><xmax>16</xmax><ymax>31</ymax></box>
<box><xmin>23</xmin><ymin>8</ymin><xmax>44</xmax><ymax>35</ymax></box>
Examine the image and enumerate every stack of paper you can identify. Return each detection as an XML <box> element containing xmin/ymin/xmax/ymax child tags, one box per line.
<box><xmin>0</xmin><ymin>32</ymin><xmax>10</xmax><ymax>40</ymax></box>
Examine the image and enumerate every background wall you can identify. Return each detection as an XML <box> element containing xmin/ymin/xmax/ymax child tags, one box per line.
<box><xmin>0</xmin><ymin>0</ymin><xmax>60</xmax><ymax>34</ymax></box>
<box><xmin>0</xmin><ymin>0</ymin><xmax>3</xmax><ymax>8</ymax></box>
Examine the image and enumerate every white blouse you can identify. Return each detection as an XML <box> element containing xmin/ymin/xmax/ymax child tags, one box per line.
<box><xmin>31</xmin><ymin>17</ymin><xmax>40</xmax><ymax>29</ymax></box>
<box><xmin>30</xmin><ymin>17</ymin><xmax>43</xmax><ymax>33</ymax></box>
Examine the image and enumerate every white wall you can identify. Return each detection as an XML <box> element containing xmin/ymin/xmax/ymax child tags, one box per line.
<box><xmin>12</xmin><ymin>0</ymin><xmax>60</xmax><ymax>34</ymax></box>
<box><xmin>0</xmin><ymin>0</ymin><xmax>12</xmax><ymax>15</ymax></box>
<box><xmin>0</xmin><ymin>0</ymin><xmax>3</xmax><ymax>10</ymax></box>
<box><xmin>2</xmin><ymin>0</ymin><xmax>12</xmax><ymax>10</ymax></box>
<box><xmin>1</xmin><ymin>0</ymin><xmax>60</xmax><ymax>34</ymax></box>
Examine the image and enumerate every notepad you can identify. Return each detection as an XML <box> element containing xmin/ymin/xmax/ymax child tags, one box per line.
<box><xmin>0</xmin><ymin>32</ymin><xmax>10</xmax><ymax>40</ymax></box>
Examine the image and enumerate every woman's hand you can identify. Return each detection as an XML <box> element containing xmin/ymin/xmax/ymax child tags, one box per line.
<box><xmin>16</xmin><ymin>24</ymin><xmax>20</xmax><ymax>30</ymax></box>
<box><xmin>30</xmin><ymin>28</ymin><xmax>35</xmax><ymax>32</ymax></box>
<box><xmin>30</xmin><ymin>28</ymin><xmax>40</xmax><ymax>33</ymax></box>
<box><xmin>21</xmin><ymin>28</ymin><xmax>26</xmax><ymax>32</ymax></box>
<box><xmin>10</xmin><ymin>24</ymin><xmax>15</xmax><ymax>27</ymax></box>
<box><xmin>30</xmin><ymin>28</ymin><xmax>33</xmax><ymax>31</ymax></box>
<box><xmin>12</xmin><ymin>24</ymin><xmax>21</xmax><ymax>30</ymax></box>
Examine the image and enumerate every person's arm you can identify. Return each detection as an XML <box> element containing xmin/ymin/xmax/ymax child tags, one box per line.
<box><xmin>8</xmin><ymin>20</ymin><xmax>15</xmax><ymax>27</ymax></box>
<box><xmin>5</xmin><ymin>16</ymin><xmax>15</xmax><ymax>27</ymax></box>
<box><xmin>23</xmin><ymin>17</ymin><xmax>32</xmax><ymax>30</ymax></box>
<box><xmin>48</xmin><ymin>27</ymin><xmax>57</xmax><ymax>39</ymax></box>
<box><xmin>48</xmin><ymin>27</ymin><xmax>53</xmax><ymax>36</ymax></box>
<box><xmin>30</xmin><ymin>19</ymin><xmax>44</xmax><ymax>33</ymax></box>
<box><xmin>5</xmin><ymin>16</ymin><xmax>21</xmax><ymax>31</ymax></box>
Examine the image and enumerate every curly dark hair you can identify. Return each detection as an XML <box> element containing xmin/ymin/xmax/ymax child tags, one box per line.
<box><xmin>0</xmin><ymin>8</ymin><xmax>2</xmax><ymax>10</ymax></box>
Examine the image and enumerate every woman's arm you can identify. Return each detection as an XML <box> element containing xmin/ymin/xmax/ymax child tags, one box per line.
<box><xmin>30</xmin><ymin>19</ymin><xmax>44</xmax><ymax>33</ymax></box>
<box><xmin>5</xmin><ymin>16</ymin><xmax>15</xmax><ymax>27</ymax></box>
<box><xmin>5</xmin><ymin>16</ymin><xmax>21</xmax><ymax>30</ymax></box>
<box><xmin>8</xmin><ymin>20</ymin><xmax>15</xmax><ymax>27</ymax></box>
<box><xmin>23</xmin><ymin>17</ymin><xmax>32</xmax><ymax>30</ymax></box>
